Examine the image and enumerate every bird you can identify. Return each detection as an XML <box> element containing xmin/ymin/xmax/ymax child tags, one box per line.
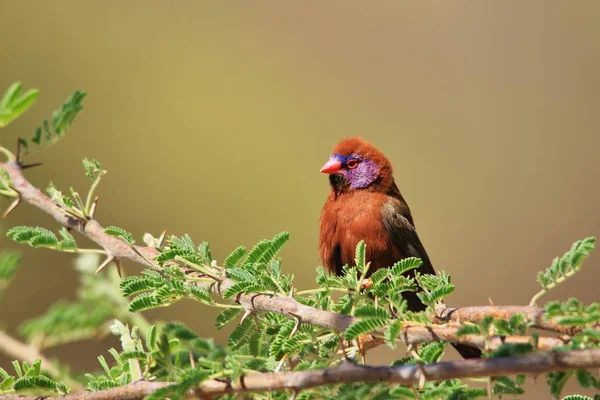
<box><xmin>318</xmin><ymin>137</ymin><xmax>481</xmax><ymax>359</ymax></box>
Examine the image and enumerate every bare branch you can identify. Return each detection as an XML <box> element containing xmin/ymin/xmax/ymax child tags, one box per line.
<box><xmin>435</xmin><ymin>304</ymin><xmax>578</xmax><ymax>335</ymax></box>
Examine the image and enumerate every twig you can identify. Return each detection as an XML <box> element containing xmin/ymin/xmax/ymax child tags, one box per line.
<box><xmin>5</xmin><ymin>349</ymin><xmax>600</xmax><ymax>399</ymax></box>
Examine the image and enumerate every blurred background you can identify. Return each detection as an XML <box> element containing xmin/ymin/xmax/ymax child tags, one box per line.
<box><xmin>1</xmin><ymin>1</ymin><xmax>599</xmax><ymax>398</ymax></box>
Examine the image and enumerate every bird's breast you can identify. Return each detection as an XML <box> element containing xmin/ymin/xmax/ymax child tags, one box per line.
<box><xmin>319</xmin><ymin>191</ymin><xmax>395</xmax><ymax>274</ymax></box>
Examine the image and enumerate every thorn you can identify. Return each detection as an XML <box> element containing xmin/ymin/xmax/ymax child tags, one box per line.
<box><xmin>290</xmin><ymin>314</ymin><xmax>301</xmax><ymax>337</ymax></box>
<box><xmin>89</xmin><ymin>196</ymin><xmax>99</xmax><ymax>219</ymax></box>
<box><xmin>189</xmin><ymin>352</ymin><xmax>196</xmax><ymax>368</ymax></box>
<box><xmin>95</xmin><ymin>255</ymin><xmax>116</xmax><ymax>275</ymax></box>
<box><xmin>157</xmin><ymin>230</ymin><xmax>167</xmax><ymax>247</ymax></box>
<box><xmin>240</xmin><ymin>310</ymin><xmax>252</xmax><ymax>324</ymax></box>
<box><xmin>114</xmin><ymin>259</ymin><xmax>123</xmax><ymax>278</ymax></box>
<box><xmin>488</xmin><ymin>297</ymin><xmax>495</xmax><ymax>306</ymax></box>
<box><xmin>417</xmin><ymin>363</ymin><xmax>427</xmax><ymax>390</ymax></box>
<box><xmin>20</xmin><ymin>162</ymin><xmax>43</xmax><ymax>170</ymax></box>
<box><xmin>274</xmin><ymin>353</ymin><xmax>288</xmax><ymax>372</ymax></box>
<box><xmin>289</xmin><ymin>390</ymin><xmax>299</xmax><ymax>400</ymax></box>
<box><xmin>2</xmin><ymin>196</ymin><xmax>20</xmax><ymax>218</ymax></box>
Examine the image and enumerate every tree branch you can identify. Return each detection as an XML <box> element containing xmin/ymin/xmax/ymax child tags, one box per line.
<box><xmin>1</xmin><ymin>158</ymin><xmax>596</xmax><ymax>398</ymax></box>
<box><xmin>435</xmin><ymin>304</ymin><xmax>579</xmax><ymax>335</ymax></box>
<box><xmin>5</xmin><ymin>349</ymin><xmax>600</xmax><ymax>400</ymax></box>
<box><xmin>0</xmin><ymin>159</ymin><xmax>585</xmax><ymax>353</ymax></box>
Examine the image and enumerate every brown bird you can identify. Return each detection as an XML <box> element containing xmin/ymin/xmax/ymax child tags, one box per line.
<box><xmin>318</xmin><ymin>137</ymin><xmax>481</xmax><ymax>359</ymax></box>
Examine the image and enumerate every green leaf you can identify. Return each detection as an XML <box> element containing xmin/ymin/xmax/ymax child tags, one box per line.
<box><xmin>354</xmin><ymin>240</ymin><xmax>367</xmax><ymax>274</ymax></box>
<box><xmin>419</xmin><ymin>342</ymin><xmax>446</xmax><ymax>363</ymax></box>
<box><xmin>146</xmin><ymin>325</ymin><xmax>158</xmax><ymax>352</ymax></box>
<box><xmin>391</xmin><ymin>258</ymin><xmax>423</xmax><ymax>276</ymax></box>
<box><xmin>222</xmin><ymin>281</ymin><xmax>261</xmax><ymax>299</ymax></box>
<box><xmin>455</xmin><ymin>324</ymin><xmax>480</xmax><ymax>337</ymax></box>
<box><xmin>344</xmin><ymin>318</ymin><xmax>387</xmax><ymax>340</ymax></box>
<box><xmin>57</xmin><ymin>228</ymin><xmax>77</xmax><ymax>250</ymax></box>
<box><xmin>120</xmin><ymin>277</ymin><xmax>156</xmax><ymax>296</ymax></box>
<box><xmin>0</xmin><ymin>82</ymin><xmax>39</xmax><ymax>128</ymax></box>
<box><xmin>82</xmin><ymin>159</ymin><xmax>103</xmax><ymax>180</ymax></box>
<box><xmin>14</xmin><ymin>375</ymin><xmax>68</xmax><ymax>395</ymax></box>
<box><xmin>417</xmin><ymin>284</ymin><xmax>455</xmax><ymax>306</ymax></box>
<box><xmin>389</xmin><ymin>385</ymin><xmax>415</xmax><ymax>398</ymax></box>
<box><xmin>547</xmin><ymin>371</ymin><xmax>572</xmax><ymax>398</ymax></box>
<box><xmin>128</xmin><ymin>293</ymin><xmax>159</xmax><ymax>312</ymax></box>
<box><xmin>18</xmin><ymin>90</ymin><xmax>86</xmax><ymax>155</ymax></box>
<box><xmin>385</xmin><ymin>320</ymin><xmax>402</xmax><ymax>349</ymax></box>
<box><xmin>489</xmin><ymin>342</ymin><xmax>533</xmax><ymax>358</ymax></box>
<box><xmin>104</xmin><ymin>226</ymin><xmax>134</xmax><ymax>244</ymax></box>
<box><xmin>215</xmin><ymin>308</ymin><xmax>242</xmax><ymax>329</ymax></box>
<box><xmin>228</xmin><ymin>317</ymin><xmax>254</xmax><ymax>350</ymax></box>
<box><xmin>355</xmin><ymin>305</ymin><xmax>389</xmax><ymax>319</ymax></box>
<box><xmin>258</xmin><ymin>232</ymin><xmax>290</xmax><ymax>264</ymax></box>
<box><xmin>536</xmin><ymin>237</ymin><xmax>596</xmax><ymax>291</ymax></box>
<box><xmin>225</xmin><ymin>268</ymin><xmax>256</xmax><ymax>283</ymax></box>
<box><xmin>0</xmin><ymin>82</ymin><xmax>22</xmax><ymax>109</ymax></box>
<box><xmin>493</xmin><ymin>375</ymin><xmax>525</xmax><ymax>395</ymax></box>
<box><xmin>243</xmin><ymin>239</ymin><xmax>271</xmax><ymax>266</ymax></box>
<box><xmin>0</xmin><ymin>252</ymin><xmax>21</xmax><ymax>293</ymax></box>
<box><xmin>223</xmin><ymin>246</ymin><xmax>247</xmax><ymax>269</ymax></box>
<box><xmin>187</xmin><ymin>285</ymin><xmax>212</xmax><ymax>303</ymax></box>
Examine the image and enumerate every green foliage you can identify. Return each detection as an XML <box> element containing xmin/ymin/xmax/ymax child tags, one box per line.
<box><xmin>344</xmin><ymin>318</ymin><xmax>387</xmax><ymax>340</ymax></box>
<box><xmin>0</xmin><ymin>252</ymin><xmax>21</xmax><ymax>298</ymax></box>
<box><xmin>7</xmin><ymin>226</ymin><xmax>77</xmax><ymax>251</ymax></box>
<box><xmin>18</xmin><ymin>90</ymin><xmax>86</xmax><ymax>157</ymax></box>
<box><xmin>537</xmin><ymin>237</ymin><xmax>596</xmax><ymax>290</ymax></box>
<box><xmin>105</xmin><ymin>226</ymin><xmax>135</xmax><ymax>245</ymax></box>
<box><xmin>19</xmin><ymin>253</ymin><xmax>141</xmax><ymax>348</ymax></box>
<box><xmin>562</xmin><ymin>396</ymin><xmax>594</xmax><ymax>400</ymax></box>
<box><xmin>493</xmin><ymin>375</ymin><xmax>525</xmax><ymax>396</ymax></box>
<box><xmin>222</xmin><ymin>246</ymin><xmax>246</xmax><ymax>268</ymax></box>
<box><xmin>82</xmin><ymin>158</ymin><xmax>104</xmax><ymax>180</ymax></box>
<box><xmin>0</xmin><ymin>360</ymin><xmax>68</xmax><ymax>395</ymax></box>
<box><xmin>532</xmin><ymin>237</ymin><xmax>596</xmax><ymax>305</ymax></box>
<box><xmin>416</xmin><ymin>270</ymin><xmax>455</xmax><ymax>307</ymax></box>
<box><xmin>544</xmin><ymin>298</ymin><xmax>600</xmax><ymax>328</ymax></box>
<box><xmin>20</xmin><ymin>301</ymin><xmax>112</xmax><ymax>348</ymax></box>
<box><xmin>0</xmin><ymin>82</ymin><xmax>39</xmax><ymax>128</ymax></box>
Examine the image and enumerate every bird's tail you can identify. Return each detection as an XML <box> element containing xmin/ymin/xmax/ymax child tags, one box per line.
<box><xmin>452</xmin><ymin>343</ymin><xmax>482</xmax><ymax>359</ymax></box>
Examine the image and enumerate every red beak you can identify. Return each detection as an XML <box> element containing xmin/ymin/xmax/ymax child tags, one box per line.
<box><xmin>320</xmin><ymin>158</ymin><xmax>342</xmax><ymax>174</ymax></box>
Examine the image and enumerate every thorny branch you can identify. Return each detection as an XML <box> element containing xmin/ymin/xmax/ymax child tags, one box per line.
<box><xmin>4</xmin><ymin>349</ymin><xmax>600</xmax><ymax>400</ymax></box>
<box><xmin>0</xmin><ymin>158</ymin><xmax>598</xmax><ymax>397</ymax></box>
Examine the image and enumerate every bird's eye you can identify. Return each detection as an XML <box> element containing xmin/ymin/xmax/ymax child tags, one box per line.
<box><xmin>346</xmin><ymin>159</ymin><xmax>359</xmax><ymax>169</ymax></box>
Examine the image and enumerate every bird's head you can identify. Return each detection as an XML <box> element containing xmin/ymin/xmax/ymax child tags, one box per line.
<box><xmin>320</xmin><ymin>137</ymin><xmax>394</xmax><ymax>193</ymax></box>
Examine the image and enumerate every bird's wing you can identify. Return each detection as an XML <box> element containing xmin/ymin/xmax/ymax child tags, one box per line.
<box><xmin>380</xmin><ymin>197</ymin><xmax>436</xmax><ymax>277</ymax></box>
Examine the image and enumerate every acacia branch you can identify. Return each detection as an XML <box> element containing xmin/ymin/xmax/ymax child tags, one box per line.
<box><xmin>0</xmin><ymin>160</ymin><xmax>571</xmax><ymax>333</ymax></box>
<box><xmin>5</xmin><ymin>349</ymin><xmax>600</xmax><ymax>400</ymax></box>
<box><xmin>359</xmin><ymin>325</ymin><xmax>566</xmax><ymax>354</ymax></box>
<box><xmin>0</xmin><ymin>159</ymin><xmax>587</xmax><ymax>355</ymax></box>
<box><xmin>0</xmin><ymin>158</ymin><xmax>596</xmax><ymax>398</ymax></box>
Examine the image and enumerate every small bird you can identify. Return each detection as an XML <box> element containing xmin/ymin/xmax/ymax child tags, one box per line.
<box><xmin>318</xmin><ymin>137</ymin><xmax>481</xmax><ymax>359</ymax></box>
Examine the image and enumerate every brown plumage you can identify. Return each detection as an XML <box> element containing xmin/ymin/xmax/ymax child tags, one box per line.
<box><xmin>318</xmin><ymin>137</ymin><xmax>481</xmax><ymax>359</ymax></box>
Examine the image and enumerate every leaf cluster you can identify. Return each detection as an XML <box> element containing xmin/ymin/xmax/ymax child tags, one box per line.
<box><xmin>0</xmin><ymin>360</ymin><xmax>68</xmax><ymax>395</ymax></box>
